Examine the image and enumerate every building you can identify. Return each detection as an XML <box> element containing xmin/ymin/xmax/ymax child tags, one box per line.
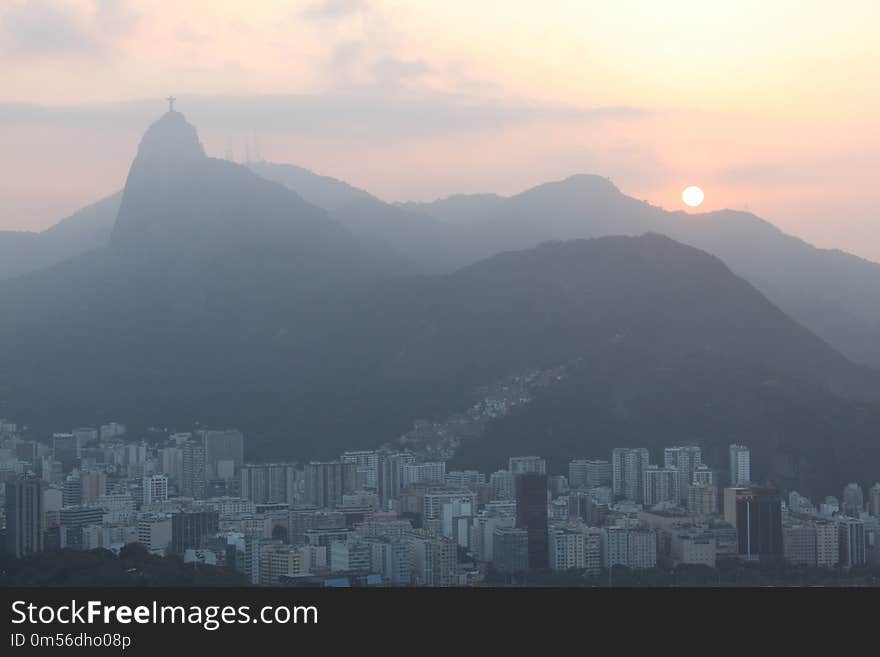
<box><xmin>489</xmin><ymin>470</ymin><xmax>515</xmax><ymax>500</ymax></box>
<box><xmin>734</xmin><ymin>487</ymin><xmax>783</xmax><ymax>560</ymax></box>
<box><xmin>729</xmin><ymin>444</ymin><xmax>751</xmax><ymax>486</ymax></box>
<box><xmin>202</xmin><ymin>429</ymin><xmax>244</xmax><ymax>482</ymax></box>
<box><xmin>642</xmin><ymin>465</ymin><xmax>679</xmax><ymax>508</ymax></box>
<box><xmin>377</xmin><ymin>452</ymin><xmax>415</xmax><ymax>506</ymax></box>
<box><xmin>671</xmin><ymin>531</ymin><xmax>716</xmax><ymax>567</ymax></box>
<box><xmin>838</xmin><ymin>516</ymin><xmax>866</xmax><ymax>568</ymax></box>
<box><xmin>4</xmin><ymin>476</ymin><xmax>44</xmax><ymax>558</ymax></box>
<box><xmin>304</xmin><ymin>461</ymin><xmax>357</xmax><ymax>509</ymax></box>
<box><xmin>401</xmin><ymin>462</ymin><xmax>446</xmax><ymax>487</ymax></box>
<box><xmin>258</xmin><ymin>540</ymin><xmax>302</xmax><ymax>586</ymax></box>
<box><xmin>240</xmin><ymin>463</ymin><xmax>298</xmax><ymax>505</ymax></box>
<box><xmin>815</xmin><ymin>521</ymin><xmax>839</xmax><ymax>567</ymax></box>
<box><xmin>99</xmin><ymin>423</ymin><xmax>126</xmax><ymax>441</ymax></box>
<box><xmin>612</xmin><ymin>448</ymin><xmax>649</xmax><ymax>502</ymax></box>
<box><xmin>692</xmin><ymin>464</ymin><xmax>714</xmax><ymax>486</ymax></box>
<box><xmin>445</xmin><ymin>470</ymin><xmax>486</xmax><ymax>487</ymax></box>
<box><xmin>341</xmin><ymin>451</ymin><xmax>380</xmax><ymax>490</ymax></box>
<box><xmin>723</xmin><ymin>487</ymin><xmax>749</xmax><ymax>527</ymax></box>
<box><xmin>869</xmin><ymin>483</ymin><xmax>880</xmax><ymax>518</ymax></box>
<box><xmin>423</xmin><ymin>490</ymin><xmax>477</xmax><ymax>545</ymax></box>
<box><xmin>368</xmin><ymin>538</ymin><xmax>413</xmax><ymax>586</ymax></box>
<box><xmin>687</xmin><ymin>484</ymin><xmax>718</xmax><ymax>516</ymax></box>
<box><xmin>663</xmin><ymin>446</ymin><xmax>702</xmax><ymax>504</ymax></box>
<box><xmin>137</xmin><ymin>516</ymin><xmax>172</xmax><ymax>555</ymax></box>
<box><xmin>601</xmin><ymin>525</ymin><xmax>657</xmax><ymax>570</ymax></box>
<box><xmin>171</xmin><ymin>510</ymin><xmax>219</xmax><ymax>554</ymax></box>
<box><xmin>493</xmin><ymin>527</ymin><xmax>529</xmax><ymax>574</ymax></box>
<box><xmin>470</xmin><ymin>509</ymin><xmax>515</xmax><ymax>563</ymax></box>
<box><xmin>515</xmin><ymin>473</ymin><xmax>548</xmax><ymax>569</ymax></box>
<box><xmin>548</xmin><ymin>524</ymin><xmax>602</xmax><ymax>573</ymax></box>
<box><xmin>509</xmin><ymin>456</ymin><xmax>546</xmax><ymax>475</ymax></box>
<box><xmin>408</xmin><ymin>531</ymin><xmax>457</xmax><ymax>587</ymax></box>
<box><xmin>142</xmin><ymin>474</ymin><xmax>169</xmax><ymax>506</ymax></box>
<box><xmin>568</xmin><ymin>459</ymin><xmax>612</xmax><ymax>489</ymax></box>
<box><xmin>181</xmin><ymin>441</ymin><xmax>207</xmax><ymax>499</ymax></box>
<box><xmin>80</xmin><ymin>471</ymin><xmax>106</xmax><ymax>504</ymax></box>
<box><xmin>841</xmin><ymin>483</ymin><xmax>864</xmax><ymax>517</ymax></box>
<box><xmin>783</xmin><ymin>524</ymin><xmax>817</xmax><ymax>566</ymax></box>
<box><xmin>62</xmin><ymin>473</ymin><xmax>82</xmax><ymax>507</ymax></box>
<box><xmin>330</xmin><ymin>540</ymin><xmax>372</xmax><ymax>573</ymax></box>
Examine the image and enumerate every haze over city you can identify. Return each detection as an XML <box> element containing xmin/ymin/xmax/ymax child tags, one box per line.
<box><xmin>1</xmin><ymin>0</ymin><xmax>878</xmax><ymax>259</ymax></box>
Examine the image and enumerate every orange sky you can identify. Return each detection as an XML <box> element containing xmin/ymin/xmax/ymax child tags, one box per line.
<box><xmin>1</xmin><ymin>1</ymin><xmax>878</xmax><ymax>259</ymax></box>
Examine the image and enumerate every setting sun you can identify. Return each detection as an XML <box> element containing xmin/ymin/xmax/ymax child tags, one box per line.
<box><xmin>682</xmin><ymin>186</ymin><xmax>705</xmax><ymax>208</ymax></box>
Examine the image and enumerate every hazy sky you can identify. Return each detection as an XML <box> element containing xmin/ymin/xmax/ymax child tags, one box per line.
<box><xmin>1</xmin><ymin>1</ymin><xmax>878</xmax><ymax>260</ymax></box>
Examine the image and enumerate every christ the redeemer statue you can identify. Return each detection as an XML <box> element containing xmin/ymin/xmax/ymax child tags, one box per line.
<box><xmin>166</xmin><ymin>96</ymin><xmax>177</xmax><ymax>112</ymax></box>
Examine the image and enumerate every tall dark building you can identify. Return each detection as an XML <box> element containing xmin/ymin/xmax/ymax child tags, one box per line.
<box><xmin>171</xmin><ymin>510</ymin><xmax>219</xmax><ymax>554</ymax></box>
<box><xmin>52</xmin><ymin>433</ymin><xmax>79</xmax><ymax>474</ymax></box>
<box><xmin>735</xmin><ymin>487</ymin><xmax>783</xmax><ymax>560</ymax></box>
<box><xmin>5</xmin><ymin>476</ymin><xmax>44</xmax><ymax>558</ymax></box>
<box><xmin>182</xmin><ymin>441</ymin><xmax>207</xmax><ymax>500</ymax></box>
<box><xmin>515</xmin><ymin>472</ymin><xmax>548</xmax><ymax>569</ymax></box>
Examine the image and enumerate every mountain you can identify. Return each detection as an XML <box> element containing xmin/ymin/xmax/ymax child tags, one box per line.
<box><xmin>250</xmin><ymin>161</ymin><xmax>458</xmax><ymax>273</ymax></box>
<box><xmin>247</xmin><ymin>161</ymin><xmax>375</xmax><ymax>212</ymax></box>
<box><xmin>0</xmin><ymin>193</ymin><xmax>120</xmax><ymax>281</ymax></box>
<box><xmin>451</xmin><ymin>348</ymin><xmax>880</xmax><ymax>497</ymax></box>
<box><xmin>401</xmin><ymin>175</ymin><xmax>880</xmax><ymax>369</ymax></box>
<box><xmin>1</xmin><ymin>112</ymin><xmax>878</xmax><ymax>496</ymax></box>
<box><xmin>0</xmin><ymin>110</ymin><xmax>408</xmax><ymax>442</ymax></box>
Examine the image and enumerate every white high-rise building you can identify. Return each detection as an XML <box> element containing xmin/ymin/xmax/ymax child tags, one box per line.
<box><xmin>612</xmin><ymin>448</ymin><xmax>649</xmax><ymax>501</ymax></box>
<box><xmin>600</xmin><ymin>525</ymin><xmax>657</xmax><ymax>570</ymax></box>
<box><xmin>142</xmin><ymin>474</ymin><xmax>168</xmax><ymax>506</ymax></box>
<box><xmin>548</xmin><ymin>523</ymin><xmax>602</xmax><ymax>573</ymax></box>
<box><xmin>642</xmin><ymin>465</ymin><xmax>679</xmax><ymax>507</ymax></box>
<box><xmin>729</xmin><ymin>444</ymin><xmax>751</xmax><ymax>486</ymax></box>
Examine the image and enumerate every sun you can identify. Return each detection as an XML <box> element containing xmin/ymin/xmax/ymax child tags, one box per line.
<box><xmin>682</xmin><ymin>186</ymin><xmax>704</xmax><ymax>208</ymax></box>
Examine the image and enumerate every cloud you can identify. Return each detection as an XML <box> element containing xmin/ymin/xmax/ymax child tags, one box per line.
<box><xmin>93</xmin><ymin>0</ymin><xmax>140</xmax><ymax>36</ymax></box>
<box><xmin>711</xmin><ymin>163</ymin><xmax>821</xmax><ymax>187</ymax></box>
<box><xmin>0</xmin><ymin>0</ymin><xmax>141</xmax><ymax>59</ymax></box>
<box><xmin>0</xmin><ymin>93</ymin><xmax>652</xmax><ymax>140</ymax></box>
<box><xmin>300</xmin><ymin>0</ymin><xmax>369</xmax><ymax>21</ymax></box>
<box><xmin>373</xmin><ymin>57</ymin><xmax>430</xmax><ymax>87</ymax></box>
<box><xmin>0</xmin><ymin>0</ymin><xmax>99</xmax><ymax>57</ymax></box>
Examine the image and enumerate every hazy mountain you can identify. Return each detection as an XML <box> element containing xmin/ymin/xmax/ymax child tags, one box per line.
<box><xmin>2</xmin><ymin>192</ymin><xmax>878</xmax><ymax>497</ymax></box>
<box><xmin>247</xmin><ymin>161</ymin><xmax>376</xmax><ymax>212</ymax></box>
<box><xmin>451</xmin><ymin>348</ymin><xmax>880</xmax><ymax>497</ymax></box>
<box><xmin>398</xmin><ymin>193</ymin><xmax>505</xmax><ymax>226</ymax></box>
<box><xmin>250</xmin><ymin>161</ymin><xmax>458</xmax><ymax>272</ymax></box>
<box><xmin>0</xmin><ymin>193</ymin><xmax>120</xmax><ymax>281</ymax></box>
<box><xmin>1</xmin><ymin>112</ymin><xmax>878</xmax><ymax>496</ymax></box>
<box><xmin>0</xmin><ymin>110</ymin><xmax>408</xmax><ymax>440</ymax></box>
<box><xmin>404</xmin><ymin>174</ymin><xmax>880</xmax><ymax>368</ymax></box>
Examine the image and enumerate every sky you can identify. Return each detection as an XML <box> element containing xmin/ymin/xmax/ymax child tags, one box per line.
<box><xmin>0</xmin><ymin>0</ymin><xmax>878</xmax><ymax>260</ymax></box>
